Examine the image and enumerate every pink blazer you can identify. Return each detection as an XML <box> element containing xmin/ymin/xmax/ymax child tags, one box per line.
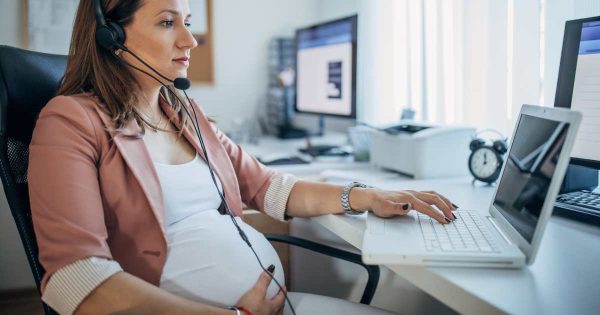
<box><xmin>28</xmin><ymin>94</ymin><xmax>275</xmax><ymax>293</ymax></box>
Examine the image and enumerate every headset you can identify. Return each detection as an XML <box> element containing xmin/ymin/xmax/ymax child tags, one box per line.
<box><xmin>92</xmin><ymin>0</ymin><xmax>126</xmax><ymax>52</ymax></box>
<box><xmin>91</xmin><ymin>1</ymin><xmax>294</xmax><ymax>313</ymax></box>
<box><xmin>469</xmin><ymin>129</ymin><xmax>508</xmax><ymax>155</ymax></box>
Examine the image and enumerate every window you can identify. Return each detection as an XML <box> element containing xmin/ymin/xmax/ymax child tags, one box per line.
<box><xmin>361</xmin><ymin>0</ymin><xmax>599</xmax><ymax>134</ymax></box>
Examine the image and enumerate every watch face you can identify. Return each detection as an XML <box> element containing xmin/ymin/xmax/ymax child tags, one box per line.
<box><xmin>469</xmin><ymin>147</ymin><xmax>501</xmax><ymax>182</ymax></box>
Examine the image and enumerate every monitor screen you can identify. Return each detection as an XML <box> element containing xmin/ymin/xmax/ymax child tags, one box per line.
<box><xmin>555</xmin><ymin>16</ymin><xmax>600</xmax><ymax>168</ymax></box>
<box><xmin>570</xmin><ymin>21</ymin><xmax>600</xmax><ymax>163</ymax></box>
<box><xmin>493</xmin><ymin>114</ymin><xmax>570</xmax><ymax>242</ymax></box>
<box><xmin>295</xmin><ymin>16</ymin><xmax>357</xmax><ymax>118</ymax></box>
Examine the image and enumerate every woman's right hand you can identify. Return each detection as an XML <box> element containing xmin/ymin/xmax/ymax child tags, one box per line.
<box><xmin>235</xmin><ymin>269</ymin><xmax>286</xmax><ymax>315</ymax></box>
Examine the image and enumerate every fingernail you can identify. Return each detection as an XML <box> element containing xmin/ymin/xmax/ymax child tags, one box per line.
<box><xmin>445</xmin><ymin>217</ymin><xmax>451</xmax><ymax>223</ymax></box>
<box><xmin>267</xmin><ymin>264</ymin><xmax>275</xmax><ymax>274</ymax></box>
<box><xmin>452</xmin><ymin>203</ymin><xmax>459</xmax><ymax>209</ymax></box>
<box><xmin>452</xmin><ymin>213</ymin><xmax>457</xmax><ymax>220</ymax></box>
<box><xmin>402</xmin><ymin>203</ymin><xmax>409</xmax><ymax>210</ymax></box>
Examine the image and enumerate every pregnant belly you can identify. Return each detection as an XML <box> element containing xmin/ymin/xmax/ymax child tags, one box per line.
<box><xmin>159</xmin><ymin>210</ymin><xmax>284</xmax><ymax>308</ymax></box>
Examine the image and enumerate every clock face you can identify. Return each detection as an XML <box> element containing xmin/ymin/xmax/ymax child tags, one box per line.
<box><xmin>469</xmin><ymin>147</ymin><xmax>501</xmax><ymax>182</ymax></box>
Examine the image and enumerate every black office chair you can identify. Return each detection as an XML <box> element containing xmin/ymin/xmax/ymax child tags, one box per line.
<box><xmin>0</xmin><ymin>46</ymin><xmax>65</xmax><ymax>315</ymax></box>
<box><xmin>0</xmin><ymin>45</ymin><xmax>379</xmax><ymax>315</ymax></box>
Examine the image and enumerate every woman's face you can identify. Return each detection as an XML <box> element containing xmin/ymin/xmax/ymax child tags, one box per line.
<box><xmin>122</xmin><ymin>0</ymin><xmax>198</xmax><ymax>88</ymax></box>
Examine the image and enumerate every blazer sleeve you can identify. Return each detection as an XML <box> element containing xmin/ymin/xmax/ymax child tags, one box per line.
<box><xmin>209</xmin><ymin>120</ymin><xmax>277</xmax><ymax>213</ymax></box>
<box><xmin>28</xmin><ymin>96</ymin><xmax>113</xmax><ymax>293</ymax></box>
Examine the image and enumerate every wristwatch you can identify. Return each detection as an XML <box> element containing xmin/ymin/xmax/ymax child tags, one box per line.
<box><xmin>341</xmin><ymin>182</ymin><xmax>369</xmax><ymax>215</ymax></box>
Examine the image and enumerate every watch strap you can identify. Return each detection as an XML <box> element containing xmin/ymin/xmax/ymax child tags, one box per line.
<box><xmin>341</xmin><ymin>182</ymin><xmax>369</xmax><ymax>215</ymax></box>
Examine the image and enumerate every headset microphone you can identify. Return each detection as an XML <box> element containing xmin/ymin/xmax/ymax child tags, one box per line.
<box><xmin>173</xmin><ymin>78</ymin><xmax>191</xmax><ymax>90</ymax></box>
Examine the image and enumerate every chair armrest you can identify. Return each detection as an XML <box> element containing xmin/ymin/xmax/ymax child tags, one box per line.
<box><xmin>264</xmin><ymin>233</ymin><xmax>379</xmax><ymax>305</ymax></box>
<box><xmin>44</xmin><ymin>304</ymin><xmax>58</xmax><ymax>315</ymax></box>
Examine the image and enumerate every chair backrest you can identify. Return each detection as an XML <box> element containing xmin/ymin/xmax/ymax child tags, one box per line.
<box><xmin>0</xmin><ymin>45</ymin><xmax>66</xmax><ymax>315</ymax></box>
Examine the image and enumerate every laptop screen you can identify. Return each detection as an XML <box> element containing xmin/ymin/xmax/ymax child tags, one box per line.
<box><xmin>493</xmin><ymin>114</ymin><xmax>570</xmax><ymax>243</ymax></box>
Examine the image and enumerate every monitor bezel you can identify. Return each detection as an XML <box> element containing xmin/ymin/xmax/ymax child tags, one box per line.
<box><xmin>293</xmin><ymin>15</ymin><xmax>358</xmax><ymax>119</ymax></box>
<box><xmin>554</xmin><ymin>15</ymin><xmax>600</xmax><ymax>169</ymax></box>
<box><xmin>488</xmin><ymin>105</ymin><xmax>581</xmax><ymax>265</ymax></box>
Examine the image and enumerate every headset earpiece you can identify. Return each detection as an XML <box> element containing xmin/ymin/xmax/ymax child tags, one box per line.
<box><xmin>93</xmin><ymin>0</ymin><xmax>126</xmax><ymax>52</ymax></box>
<box><xmin>95</xmin><ymin>22</ymin><xmax>126</xmax><ymax>51</ymax></box>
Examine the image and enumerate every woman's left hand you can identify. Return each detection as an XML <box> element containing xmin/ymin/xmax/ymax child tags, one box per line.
<box><xmin>364</xmin><ymin>189</ymin><xmax>458</xmax><ymax>224</ymax></box>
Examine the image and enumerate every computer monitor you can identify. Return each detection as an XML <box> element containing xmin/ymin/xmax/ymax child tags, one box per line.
<box><xmin>553</xmin><ymin>16</ymin><xmax>600</xmax><ymax>225</ymax></box>
<box><xmin>295</xmin><ymin>15</ymin><xmax>358</xmax><ymax>120</ymax></box>
<box><xmin>554</xmin><ymin>16</ymin><xmax>600</xmax><ymax>169</ymax></box>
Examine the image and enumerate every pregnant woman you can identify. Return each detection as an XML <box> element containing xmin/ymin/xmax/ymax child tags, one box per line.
<box><xmin>28</xmin><ymin>0</ymin><xmax>457</xmax><ymax>314</ymax></box>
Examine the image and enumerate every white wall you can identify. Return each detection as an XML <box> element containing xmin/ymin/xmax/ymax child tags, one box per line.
<box><xmin>188</xmin><ymin>0</ymin><xmax>361</xmax><ymax>135</ymax></box>
<box><xmin>316</xmin><ymin>0</ymin><xmax>358</xmax><ymax>21</ymax></box>
<box><xmin>0</xmin><ymin>0</ymin><xmax>22</xmax><ymax>47</ymax></box>
<box><xmin>187</xmin><ymin>0</ymin><xmax>321</xmax><ymax>132</ymax></box>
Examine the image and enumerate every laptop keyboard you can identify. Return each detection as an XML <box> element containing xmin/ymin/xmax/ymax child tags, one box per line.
<box><xmin>418</xmin><ymin>210</ymin><xmax>499</xmax><ymax>253</ymax></box>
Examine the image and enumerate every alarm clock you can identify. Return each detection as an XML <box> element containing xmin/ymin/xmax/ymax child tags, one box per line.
<box><xmin>468</xmin><ymin>131</ymin><xmax>508</xmax><ymax>184</ymax></box>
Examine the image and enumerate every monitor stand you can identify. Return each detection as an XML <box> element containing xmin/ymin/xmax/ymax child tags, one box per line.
<box><xmin>277</xmin><ymin>124</ymin><xmax>307</xmax><ymax>139</ymax></box>
<box><xmin>298</xmin><ymin>116</ymin><xmax>349</xmax><ymax>157</ymax></box>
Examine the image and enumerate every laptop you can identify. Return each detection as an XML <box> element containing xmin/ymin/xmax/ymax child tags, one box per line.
<box><xmin>362</xmin><ymin>105</ymin><xmax>581</xmax><ymax>268</ymax></box>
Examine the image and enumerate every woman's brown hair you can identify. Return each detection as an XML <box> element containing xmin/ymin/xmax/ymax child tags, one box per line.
<box><xmin>58</xmin><ymin>0</ymin><xmax>190</xmax><ymax>138</ymax></box>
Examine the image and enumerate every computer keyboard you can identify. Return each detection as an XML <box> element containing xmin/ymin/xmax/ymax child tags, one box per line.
<box><xmin>418</xmin><ymin>210</ymin><xmax>499</xmax><ymax>253</ymax></box>
<box><xmin>258</xmin><ymin>156</ymin><xmax>310</xmax><ymax>166</ymax></box>
<box><xmin>298</xmin><ymin>145</ymin><xmax>350</xmax><ymax>157</ymax></box>
<box><xmin>556</xmin><ymin>190</ymin><xmax>600</xmax><ymax>212</ymax></box>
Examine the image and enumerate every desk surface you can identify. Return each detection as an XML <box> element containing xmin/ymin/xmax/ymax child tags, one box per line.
<box><xmin>242</xmin><ymin>136</ymin><xmax>600</xmax><ymax>315</ymax></box>
<box><xmin>311</xmin><ymin>177</ymin><xmax>600</xmax><ymax>315</ymax></box>
<box><xmin>242</xmin><ymin>134</ymin><xmax>370</xmax><ymax>178</ymax></box>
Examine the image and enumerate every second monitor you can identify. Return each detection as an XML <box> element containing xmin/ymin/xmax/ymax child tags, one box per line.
<box><xmin>295</xmin><ymin>15</ymin><xmax>357</xmax><ymax>119</ymax></box>
<box><xmin>294</xmin><ymin>15</ymin><xmax>358</xmax><ymax>156</ymax></box>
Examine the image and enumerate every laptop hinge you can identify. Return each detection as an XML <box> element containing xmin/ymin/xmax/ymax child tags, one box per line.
<box><xmin>487</xmin><ymin>216</ymin><xmax>513</xmax><ymax>245</ymax></box>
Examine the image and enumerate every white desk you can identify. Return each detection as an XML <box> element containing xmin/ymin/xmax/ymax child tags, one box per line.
<box><xmin>311</xmin><ymin>177</ymin><xmax>600</xmax><ymax>315</ymax></box>
<box><xmin>242</xmin><ymin>136</ymin><xmax>600</xmax><ymax>315</ymax></box>
<box><xmin>241</xmin><ymin>133</ymin><xmax>382</xmax><ymax>179</ymax></box>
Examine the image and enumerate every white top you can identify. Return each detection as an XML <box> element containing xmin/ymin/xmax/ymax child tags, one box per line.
<box><xmin>153</xmin><ymin>154</ymin><xmax>223</xmax><ymax>226</ymax></box>
<box><xmin>154</xmin><ymin>154</ymin><xmax>285</xmax><ymax>308</ymax></box>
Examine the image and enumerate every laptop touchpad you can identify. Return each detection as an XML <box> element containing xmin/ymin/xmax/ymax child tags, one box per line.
<box><xmin>384</xmin><ymin>212</ymin><xmax>419</xmax><ymax>238</ymax></box>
